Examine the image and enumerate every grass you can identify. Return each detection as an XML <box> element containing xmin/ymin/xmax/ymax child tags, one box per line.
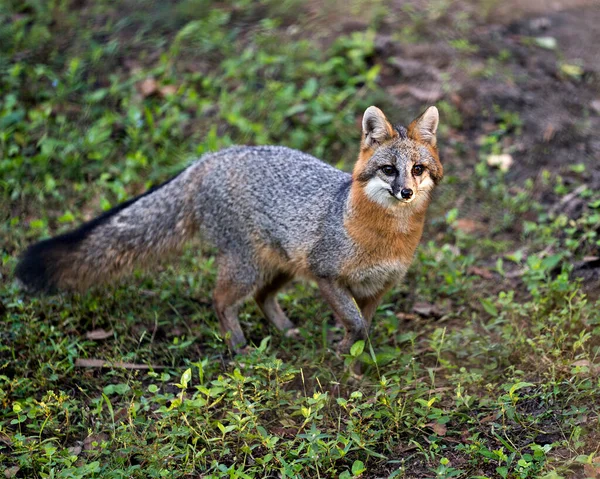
<box><xmin>1</xmin><ymin>1</ymin><xmax>599</xmax><ymax>478</ymax></box>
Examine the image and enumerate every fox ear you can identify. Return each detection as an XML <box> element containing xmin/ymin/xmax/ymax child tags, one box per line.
<box><xmin>408</xmin><ymin>106</ymin><xmax>439</xmax><ymax>147</ymax></box>
<box><xmin>362</xmin><ymin>106</ymin><xmax>395</xmax><ymax>148</ymax></box>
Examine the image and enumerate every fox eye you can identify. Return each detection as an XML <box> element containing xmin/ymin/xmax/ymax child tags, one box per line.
<box><xmin>413</xmin><ymin>164</ymin><xmax>424</xmax><ymax>176</ymax></box>
<box><xmin>381</xmin><ymin>165</ymin><xmax>396</xmax><ymax>176</ymax></box>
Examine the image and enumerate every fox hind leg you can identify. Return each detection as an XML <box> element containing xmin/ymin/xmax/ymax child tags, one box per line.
<box><xmin>213</xmin><ymin>257</ymin><xmax>258</xmax><ymax>353</ymax></box>
<box><xmin>254</xmin><ymin>272</ymin><xmax>297</xmax><ymax>335</ymax></box>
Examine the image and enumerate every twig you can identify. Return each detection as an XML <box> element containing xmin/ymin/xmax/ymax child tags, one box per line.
<box><xmin>75</xmin><ymin>359</ymin><xmax>165</xmax><ymax>369</ymax></box>
<box><xmin>549</xmin><ymin>184</ymin><xmax>587</xmax><ymax>216</ymax></box>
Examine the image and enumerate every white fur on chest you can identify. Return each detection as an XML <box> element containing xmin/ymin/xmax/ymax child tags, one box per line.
<box><xmin>347</xmin><ymin>261</ymin><xmax>409</xmax><ymax>298</ymax></box>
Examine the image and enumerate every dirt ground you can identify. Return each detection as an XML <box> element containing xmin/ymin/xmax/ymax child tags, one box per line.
<box><xmin>369</xmin><ymin>0</ymin><xmax>600</xmax><ymax>293</ymax></box>
<box><xmin>380</xmin><ymin>0</ymin><xmax>599</xmax><ymax>169</ymax></box>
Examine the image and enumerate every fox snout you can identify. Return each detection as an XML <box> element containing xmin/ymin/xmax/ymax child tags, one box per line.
<box><xmin>389</xmin><ymin>176</ymin><xmax>416</xmax><ymax>202</ymax></box>
<box><xmin>393</xmin><ymin>188</ymin><xmax>414</xmax><ymax>203</ymax></box>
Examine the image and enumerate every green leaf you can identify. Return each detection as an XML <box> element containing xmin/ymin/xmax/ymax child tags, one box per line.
<box><xmin>534</xmin><ymin>37</ymin><xmax>557</xmax><ymax>50</ymax></box>
<box><xmin>100</xmin><ymin>197</ymin><xmax>112</xmax><ymax>211</ymax></box>
<box><xmin>350</xmin><ymin>340</ymin><xmax>365</xmax><ymax>357</ymax></box>
<box><xmin>560</xmin><ymin>63</ymin><xmax>583</xmax><ymax>79</ymax></box>
<box><xmin>180</xmin><ymin>368</ymin><xmax>192</xmax><ymax>389</ymax></box>
<box><xmin>506</xmin><ymin>250</ymin><xmax>523</xmax><ymax>263</ymax></box>
<box><xmin>446</xmin><ymin>208</ymin><xmax>459</xmax><ymax>224</ymax></box>
<box><xmin>480</xmin><ymin>298</ymin><xmax>498</xmax><ymax>317</ymax></box>
<box><xmin>58</xmin><ymin>211</ymin><xmax>75</xmax><ymax>223</ymax></box>
<box><xmin>541</xmin><ymin>254</ymin><xmax>562</xmax><ymax>271</ymax></box>
<box><xmin>87</xmin><ymin>88</ymin><xmax>108</xmax><ymax>102</ymax></box>
<box><xmin>103</xmin><ymin>383</ymin><xmax>130</xmax><ymax>395</ymax></box>
<box><xmin>29</xmin><ymin>219</ymin><xmax>45</xmax><ymax>229</ymax></box>
<box><xmin>569</xmin><ymin>163</ymin><xmax>585</xmax><ymax>173</ymax></box>
<box><xmin>352</xmin><ymin>460</ymin><xmax>366</xmax><ymax>476</ymax></box>
<box><xmin>496</xmin><ymin>466</ymin><xmax>508</xmax><ymax>478</ymax></box>
<box><xmin>509</xmin><ymin>381</ymin><xmax>534</xmax><ymax>397</ymax></box>
<box><xmin>258</xmin><ymin>335</ymin><xmax>271</xmax><ymax>352</ymax></box>
<box><xmin>300</xmin><ymin>78</ymin><xmax>318</xmax><ymax>98</ymax></box>
<box><xmin>588</xmin><ymin>199</ymin><xmax>600</xmax><ymax>209</ymax></box>
<box><xmin>540</xmin><ymin>472</ymin><xmax>564</xmax><ymax>479</ymax></box>
<box><xmin>496</xmin><ymin>257</ymin><xmax>505</xmax><ymax>276</ymax></box>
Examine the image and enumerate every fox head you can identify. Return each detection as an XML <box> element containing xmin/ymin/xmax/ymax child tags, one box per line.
<box><xmin>353</xmin><ymin>106</ymin><xmax>442</xmax><ymax>210</ymax></box>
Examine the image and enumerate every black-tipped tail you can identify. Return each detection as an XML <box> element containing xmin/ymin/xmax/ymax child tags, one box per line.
<box><xmin>15</xmin><ymin>168</ymin><xmax>191</xmax><ymax>294</ymax></box>
<box><xmin>15</xmin><ymin>235</ymin><xmax>75</xmax><ymax>294</ymax></box>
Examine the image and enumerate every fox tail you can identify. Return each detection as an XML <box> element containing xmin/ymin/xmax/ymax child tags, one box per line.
<box><xmin>15</xmin><ymin>169</ymin><xmax>198</xmax><ymax>293</ymax></box>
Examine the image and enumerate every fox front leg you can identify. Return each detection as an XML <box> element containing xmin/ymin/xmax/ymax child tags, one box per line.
<box><xmin>355</xmin><ymin>282</ymin><xmax>393</xmax><ymax>328</ymax></box>
<box><xmin>317</xmin><ymin>279</ymin><xmax>368</xmax><ymax>354</ymax></box>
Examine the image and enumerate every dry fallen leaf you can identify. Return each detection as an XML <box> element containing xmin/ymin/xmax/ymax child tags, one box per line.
<box><xmin>396</xmin><ymin>312</ymin><xmax>420</xmax><ymax>321</ymax></box>
<box><xmin>270</xmin><ymin>427</ymin><xmax>297</xmax><ymax>438</ymax></box>
<box><xmin>137</xmin><ymin>78</ymin><xmax>158</xmax><ymax>97</ymax></box>
<box><xmin>86</xmin><ymin>329</ymin><xmax>113</xmax><ymax>340</ymax></box>
<box><xmin>387</xmin><ymin>83</ymin><xmax>442</xmax><ymax>102</ymax></box>
<box><xmin>428</xmin><ymin>422</ymin><xmax>447</xmax><ymax>436</ymax></box>
<box><xmin>159</xmin><ymin>85</ymin><xmax>177</xmax><ymax>97</ymax></box>
<box><xmin>583</xmin><ymin>462</ymin><xmax>600</xmax><ymax>479</ymax></box>
<box><xmin>68</xmin><ymin>445</ymin><xmax>82</xmax><ymax>456</ymax></box>
<box><xmin>468</xmin><ymin>266</ymin><xmax>494</xmax><ymax>279</ymax></box>
<box><xmin>4</xmin><ymin>467</ymin><xmax>19</xmax><ymax>479</ymax></box>
<box><xmin>413</xmin><ymin>302</ymin><xmax>442</xmax><ymax>318</ymax></box>
<box><xmin>572</xmin><ymin>359</ymin><xmax>591</xmax><ymax>368</ymax></box>
<box><xmin>480</xmin><ymin>413</ymin><xmax>498</xmax><ymax>423</ymax></box>
<box><xmin>84</xmin><ymin>434</ymin><xmax>108</xmax><ymax>451</ymax></box>
<box><xmin>406</xmin><ymin>85</ymin><xmax>443</xmax><ymax>102</ymax></box>
<box><xmin>454</xmin><ymin>218</ymin><xmax>487</xmax><ymax>234</ymax></box>
<box><xmin>487</xmin><ymin>154</ymin><xmax>513</xmax><ymax>172</ymax></box>
<box><xmin>543</xmin><ymin>124</ymin><xmax>556</xmax><ymax>142</ymax></box>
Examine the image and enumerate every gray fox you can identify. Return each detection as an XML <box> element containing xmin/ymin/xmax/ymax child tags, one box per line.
<box><xmin>16</xmin><ymin>106</ymin><xmax>442</xmax><ymax>354</ymax></box>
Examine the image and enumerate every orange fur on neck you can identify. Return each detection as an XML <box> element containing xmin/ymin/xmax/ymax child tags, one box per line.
<box><xmin>343</xmin><ymin>181</ymin><xmax>427</xmax><ymax>271</ymax></box>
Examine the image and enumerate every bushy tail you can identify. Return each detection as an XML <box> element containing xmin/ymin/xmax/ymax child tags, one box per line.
<box><xmin>15</xmin><ymin>168</ymin><xmax>198</xmax><ymax>293</ymax></box>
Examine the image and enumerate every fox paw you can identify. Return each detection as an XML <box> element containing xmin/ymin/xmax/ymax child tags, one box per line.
<box><xmin>284</xmin><ymin>327</ymin><xmax>302</xmax><ymax>341</ymax></box>
<box><xmin>233</xmin><ymin>344</ymin><xmax>254</xmax><ymax>356</ymax></box>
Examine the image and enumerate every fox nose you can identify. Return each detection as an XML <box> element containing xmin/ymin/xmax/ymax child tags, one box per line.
<box><xmin>400</xmin><ymin>188</ymin><xmax>413</xmax><ymax>199</ymax></box>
